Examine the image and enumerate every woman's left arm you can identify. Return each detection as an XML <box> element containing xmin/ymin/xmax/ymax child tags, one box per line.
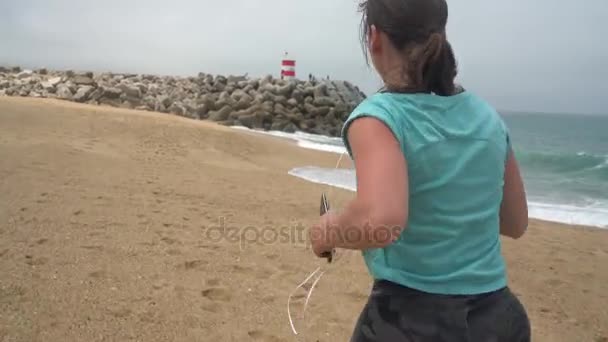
<box><xmin>310</xmin><ymin>116</ymin><xmax>409</xmax><ymax>256</ymax></box>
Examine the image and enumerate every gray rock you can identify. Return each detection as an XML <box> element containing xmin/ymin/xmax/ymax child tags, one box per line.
<box><xmin>196</xmin><ymin>104</ymin><xmax>210</xmax><ymax>118</ymax></box>
<box><xmin>17</xmin><ymin>70</ymin><xmax>33</xmax><ymax>79</ymax></box>
<box><xmin>72</xmin><ymin>75</ymin><xmax>95</xmax><ymax>86</ymax></box>
<box><xmin>237</xmin><ymin>113</ymin><xmax>266</xmax><ymax>129</ymax></box>
<box><xmin>102</xmin><ymin>87</ymin><xmax>122</xmax><ymax>99</ymax></box>
<box><xmin>123</xmin><ymin>96</ymin><xmax>142</xmax><ymax>108</ymax></box>
<box><xmin>274</xmin><ymin>103</ymin><xmax>289</xmax><ymax>117</ymax></box>
<box><xmin>73</xmin><ymin>85</ymin><xmax>94</xmax><ymax>102</ymax></box>
<box><xmin>76</xmin><ymin>71</ymin><xmax>94</xmax><ymax>78</ymax></box>
<box><xmin>88</xmin><ymin>88</ymin><xmax>104</xmax><ymax>101</ymax></box>
<box><xmin>169</xmin><ymin>102</ymin><xmax>187</xmax><ymax>117</ymax></box>
<box><xmin>208</xmin><ymin>105</ymin><xmax>233</xmax><ymax>122</ymax></box>
<box><xmin>118</xmin><ymin>83</ymin><xmax>141</xmax><ymax>98</ymax></box>
<box><xmin>284</xmin><ymin>122</ymin><xmax>298</xmax><ymax>133</ymax></box>
<box><xmin>276</xmin><ymin>83</ymin><xmax>294</xmax><ymax>97</ymax></box>
<box><xmin>313</xmin><ymin>96</ymin><xmax>336</xmax><ymax>107</ymax></box>
<box><xmin>37</xmin><ymin>68</ymin><xmax>48</xmax><ymax>75</ymax></box>
<box><xmin>56</xmin><ymin>84</ymin><xmax>73</xmax><ymax>100</ymax></box>
<box><xmin>227</xmin><ymin>75</ymin><xmax>247</xmax><ymax>83</ymax></box>
<box><xmin>0</xmin><ymin>80</ymin><xmax>9</xmax><ymax>89</ymax></box>
<box><xmin>286</xmin><ymin>98</ymin><xmax>298</xmax><ymax>107</ymax></box>
<box><xmin>41</xmin><ymin>77</ymin><xmax>62</xmax><ymax>90</ymax></box>
<box><xmin>231</xmin><ymin>89</ymin><xmax>247</xmax><ymax>102</ymax></box>
<box><xmin>312</xmin><ymin>84</ymin><xmax>328</xmax><ymax>98</ymax></box>
<box><xmin>270</xmin><ymin>119</ymin><xmax>290</xmax><ymax>131</ymax></box>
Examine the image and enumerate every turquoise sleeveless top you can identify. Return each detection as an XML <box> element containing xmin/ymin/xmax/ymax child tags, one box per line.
<box><xmin>341</xmin><ymin>91</ymin><xmax>510</xmax><ymax>295</ymax></box>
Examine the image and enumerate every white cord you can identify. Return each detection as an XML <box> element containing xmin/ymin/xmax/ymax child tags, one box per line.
<box><xmin>287</xmin><ymin>151</ymin><xmax>349</xmax><ymax>336</ymax></box>
<box><xmin>287</xmin><ymin>266</ymin><xmax>321</xmax><ymax>335</ymax></box>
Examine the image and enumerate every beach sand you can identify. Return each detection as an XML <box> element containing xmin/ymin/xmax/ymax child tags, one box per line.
<box><xmin>1</xmin><ymin>97</ymin><xmax>606</xmax><ymax>342</ymax></box>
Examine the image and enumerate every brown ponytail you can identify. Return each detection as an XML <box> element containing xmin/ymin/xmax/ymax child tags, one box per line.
<box><xmin>359</xmin><ymin>0</ymin><xmax>459</xmax><ymax>96</ymax></box>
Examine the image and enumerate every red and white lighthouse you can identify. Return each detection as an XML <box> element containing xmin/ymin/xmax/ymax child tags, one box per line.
<box><xmin>281</xmin><ymin>52</ymin><xmax>296</xmax><ymax>80</ymax></box>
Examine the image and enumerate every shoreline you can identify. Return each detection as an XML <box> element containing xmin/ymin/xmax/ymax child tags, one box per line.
<box><xmin>228</xmin><ymin>124</ymin><xmax>608</xmax><ymax>230</ymax></box>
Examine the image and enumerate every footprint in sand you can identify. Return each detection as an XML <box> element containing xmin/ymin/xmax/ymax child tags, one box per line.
<box><xmin>182</xmin><ymin>260</ymin><xmax>208</xmax><ymax>270</ymax></box>
<box><xmin>261</xmin><ymin>296</ymin><xmax>275</xmax><ymax>304</ymax></box>
<box><xmin>201</xmin><ymin>288</ymin><xmax>232</xmax><ymax>302</ymax></box>
<box><xmin>247</xmin><ymin>330</ymin><xmax>283</xmax><ymax>342</ymax></box>
<box><xmin>166</xmin><ymin>248</ymin><xmax>182</xmax><ymax>256</ymax></box>
<box><xmin>107</xmin><ymin>306</ymin><xmax>132</xmax><ymax>318</ymax></box>
<box><xmin>81</xmin><ymin>245</ymin><xmax>104</xmax><ymax>251</ymax></box>
<box><xmin>89</xmin><ymin>270</ymin><xmax>106</xmax><ymax>279</ymax></box>
<box><xmin>160</xmin><ymin>237</ymin><xmax>179</xmax><ymax>245</ymax></box>
<box><xmin>264</xmin><ymin>253</ymin><xmax>279</xmax><ymax>260</ymax></box>
<box><xmin>201</xmin><ymin>302</ymin><xmax>221</xmax><ymax>313</ymax></box>
<box><xmin>25</xmin><ymin>255</ymin><xmax>48</xmax><ymax>266</ymax></box>
<box><xmin>545</xmin><ymin>278</ymin><xmax>563</xmax><ymax>287</ymax></box>
<box><xmin>207</xmin><ymin>279</ymin><xmax>221</xmax><ymax>286</ymax></box>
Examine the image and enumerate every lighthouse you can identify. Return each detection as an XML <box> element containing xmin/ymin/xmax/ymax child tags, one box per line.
<box><xmin>281</xmin><ymin>52</ymin><xmax>296</xmax><ymax>81</ymax></box>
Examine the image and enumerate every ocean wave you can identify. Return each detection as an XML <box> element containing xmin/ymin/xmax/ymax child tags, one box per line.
<box><xmin>515</xmin><ymin>149</ymin><xmax>608</xmax><ymax>177</ymax></box>
<box><xmin>288</xmin><ymin>166</ymin><xmax>608</xmax><ymax>229</ymax></box>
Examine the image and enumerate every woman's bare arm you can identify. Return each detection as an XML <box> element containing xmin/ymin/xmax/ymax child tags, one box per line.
<box><xmin>500</xmin><ymin>149</ymin><xmax>528</xmax><ymax>239</ymax></box>
<box><xmin>327</xmin><ymin>117</ymin><xmax>409</xmax><ymax>250</ymax></box>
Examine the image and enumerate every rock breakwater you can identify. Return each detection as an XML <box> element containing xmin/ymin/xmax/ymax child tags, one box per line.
<box><xmin>0</xmin><ymin>66</ymin><xmax>366</xmax><ymax>137</ymax></box>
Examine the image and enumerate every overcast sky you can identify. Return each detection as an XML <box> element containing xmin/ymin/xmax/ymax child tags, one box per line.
<box><xmin>1</xmin><ymin>0</ymin><xmax>606</xmax><ymax>114</ymax></box>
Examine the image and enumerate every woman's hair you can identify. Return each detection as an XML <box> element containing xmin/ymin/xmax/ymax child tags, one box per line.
<box><xmin>359</xmin><ymin>0</ymin><xmax>458</xmax><ymax>96</ymax></box>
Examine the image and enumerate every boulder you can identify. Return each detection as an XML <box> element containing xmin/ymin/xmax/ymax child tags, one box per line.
<box><xmin>208</xmin><ymin>105</ymin><xmax>233</xmax><ymax>122</ymax></box>
<box><xmin>283</xmin><ymin>122</ymin><xmax>298</xmax><ymax>133</ymax></box>
<box><xmin>17</xmin><ymin>70</ymin><xmax>33</xmax><ymax>79</ymax></box>
<box><xmin>286</xmin><ymin>98</ymin><xmax>298</xmax><ymax>108</ymax></box>
<box><xmin>56</xmin><ymin>84</ymin><xmax>73</xmax><ymax>100</ymax></box>
<box><xmin>196</xmin><ymin>104</ymin><xmax>210</xmax><ymax>118</ymax></box>
<box><xmin>73</xmin><ymin>85</ymin><xmax>94</xmax><ymax>102</ymax></box>
<box><xmin>88</xmin><ymin>88</ymin><xmax>104</xmax><ymax>101</ymax></box>
<box><xmin>312</xmin><ymin>84</ymin><xmax>327</xmax><ymax>98</ymax></box>
<box><xmin>313</xmin><ymin>96</ymin><xmax>336</xmax><ymax>107</ymax></box>
<box><xmin>72</xmin><ymin>75</ymin><xmax>95</xmax><ymax>86</ymax></box>
<box><xmin>118</xmin><ymin>83</ymin><xmax>141</xmax><ymax>98</ymax></box>
<box><xmin>236</xmin><ymin>113</ymin><xmax>265</xmax><ymax>129</ymax></box>
<box><xmin>102</xmin><ymin>87</ymin><xmax>122</xmax><ymax>99</ymax></box>
<box><xmin>41</xmin><ymin>77</ymin><xmax>62</xmax><ymax>90</ymax></box>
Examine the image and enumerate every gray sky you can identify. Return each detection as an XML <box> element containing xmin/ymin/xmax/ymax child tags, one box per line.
<box><xmin>1</xmin><ymin>0</ymin><xmax>606</xmax><ymax>114</ymax></box>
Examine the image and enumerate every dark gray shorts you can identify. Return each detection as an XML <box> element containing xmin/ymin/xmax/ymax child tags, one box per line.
<box><xmin>351</xmin><ymin>280</ymin><xmax>530</xmax><ymax>342</ymax></box>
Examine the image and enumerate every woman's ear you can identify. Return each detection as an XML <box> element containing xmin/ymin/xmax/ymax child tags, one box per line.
<box><xmin>369</xmin><ymin>25</ymin><xmax>382</xmax><ymax>54</ymax></box>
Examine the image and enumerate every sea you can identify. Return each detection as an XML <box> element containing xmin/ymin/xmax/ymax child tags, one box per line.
<box><xmin>233</xmin><ymin>112</ymin><xmax>608</xmax><ymax>229</ymax></box>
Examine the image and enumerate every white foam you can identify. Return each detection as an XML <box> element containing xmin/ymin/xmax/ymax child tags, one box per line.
<box><xmin>288</xmin><ymin>166</ymin><xmax>608</xmax><ymax>229</ymax></box>
<box><xmin>528</xmin><ymin>201</ymin><xmax>608</xmax><ymax>228</ymax></box>
<box><xmin>288</xmin><ymin>166</ymin><xmax>356</xmax><ymax>192</ymax></box>
<box><xmin>231</xmin><ymin>126</ymin><xmax>346</xmax><ymax>154</ymax></box>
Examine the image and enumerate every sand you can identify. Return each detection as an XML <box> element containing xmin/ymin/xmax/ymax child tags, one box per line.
<box><xmin>1</xmin><ymin>97</ymin><xmax>607</xmax><ymax>342</ymax></box>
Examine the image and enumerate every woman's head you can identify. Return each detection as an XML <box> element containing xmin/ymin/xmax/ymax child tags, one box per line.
<box><xmin>359</xmin><ymin>0</ymin><xmax>458</xmax><ymax>96</ymax></box>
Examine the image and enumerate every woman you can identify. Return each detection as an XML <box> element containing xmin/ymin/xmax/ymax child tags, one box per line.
<box><xmin>309</xmin><ymin>0</ymin><xmax>531</xmax><ymax>341</ymax></box>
